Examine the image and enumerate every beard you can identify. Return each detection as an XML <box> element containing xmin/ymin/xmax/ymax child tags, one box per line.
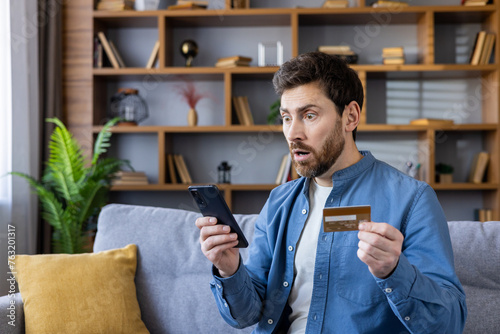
<box><xmin>290</xmin><ymin>119</ymin><xmax>345</xmax><ymax>179</ymax></box>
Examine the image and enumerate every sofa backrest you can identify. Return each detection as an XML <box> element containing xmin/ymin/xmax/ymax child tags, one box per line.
<box><xmin>447</xmin><ymin>220</ymin><xmax>500</xmax><ymax>334</ymax></box>
<box><xmin>94</xmin><ymin>204</ymin><xmax>258</xmax><ymax>334</ymax></box>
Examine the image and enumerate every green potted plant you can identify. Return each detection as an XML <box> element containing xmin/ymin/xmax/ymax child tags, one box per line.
<box><xmin>435</xmin><ymin>163</ymin><xmax>454</xmax><ymax>183</ymax></box>
<box><xmin>11</xmin><ymin>117</ymin><xmax>131</xmax><ymax>254</ymax></box>
<box><xmin>267</xmin><ymin>99</ymin><xmax>281</xmax><ymax>125</ymax></box>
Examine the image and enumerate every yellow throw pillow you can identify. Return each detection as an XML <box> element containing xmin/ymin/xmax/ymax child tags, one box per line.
<box><xmin>13</xmin><ymin>244</ymin><xmax>149</xmax><ymax>334</ymax></box>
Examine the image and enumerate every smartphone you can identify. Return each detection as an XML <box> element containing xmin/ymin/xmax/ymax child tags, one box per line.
<box><xmin>188</xmin><ymin>185</ymin><xmax>249</xmax><ymax>248</ymax></box>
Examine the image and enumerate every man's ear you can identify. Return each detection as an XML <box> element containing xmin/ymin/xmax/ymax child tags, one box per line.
<box><xmin>344</xmin><ymin>101</ymin><xmax>361</xmax><ymax>133</ymax></box>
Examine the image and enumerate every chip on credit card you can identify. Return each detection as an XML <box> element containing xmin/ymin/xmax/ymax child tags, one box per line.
<box><xmin>323</xmin><ymin>205</ymin><xmax>371</xmax><ymax>232</ymax></box>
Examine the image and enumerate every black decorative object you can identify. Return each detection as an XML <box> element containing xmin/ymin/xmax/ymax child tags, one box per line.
<box><xmin>109</xmin><ymin>88</ymin><xmax>148</xmax><ymax>126</ymax></box>
<box><xmin>218</xmin><ymin>161</ymin><xmax>232</xmax><ymax>184</ymax></box>
<box><xmin>180</xmin><ymin>39</ymin><xmax>198</xmax><ymax>67</ymax></box>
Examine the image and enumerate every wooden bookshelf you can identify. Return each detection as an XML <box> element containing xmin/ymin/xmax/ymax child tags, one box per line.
<box><xmin>63</xmin><ymin>1</ymin><xmax>500</xmax><ymax>217</ymax></box>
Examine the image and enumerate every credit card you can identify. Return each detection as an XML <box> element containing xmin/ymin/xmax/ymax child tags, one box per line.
<box><xmin>323</xmin><ymin>205</ymin><xmax>371</xmax><ymax>232</ymax></box>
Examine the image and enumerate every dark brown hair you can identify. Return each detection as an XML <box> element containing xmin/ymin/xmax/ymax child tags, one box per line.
<box><xmin>273</xmin><ymin>52</ymin><xmax>364</xmax><ymax>140</ymax></box>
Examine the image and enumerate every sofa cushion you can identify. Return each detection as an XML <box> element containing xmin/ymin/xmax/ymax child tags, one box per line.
<box><xmin>94</xmin><ymin>204</ymin><xmax>257</xmax><ymax>334</ymax></box>
<box><xmin>13</xmin><ymin>244</ymin><xmax>149</xmax><ymax>334</ymax></box>
<box><xmin>448</xmin><ymin>221</ymin><xmax>500</xmax><ymax>334</ymax></box>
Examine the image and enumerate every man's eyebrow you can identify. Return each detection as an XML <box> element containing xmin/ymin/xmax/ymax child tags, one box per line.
<box><xmin>280</xmin><ymin>104</ymin><xmax>318</xmax><ymax>113</ymax></box>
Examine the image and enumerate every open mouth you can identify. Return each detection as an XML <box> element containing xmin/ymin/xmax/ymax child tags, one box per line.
<box><xmin>292</xmin><ymin>149</ymin><xmax>311</xmax><ymax>161</ymax></box>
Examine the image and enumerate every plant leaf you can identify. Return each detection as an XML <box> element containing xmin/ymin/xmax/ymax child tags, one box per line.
<box><xmin>92</xmin><ymin>117</ymin><xmax>120</xmax><ymax>165</ymax></box>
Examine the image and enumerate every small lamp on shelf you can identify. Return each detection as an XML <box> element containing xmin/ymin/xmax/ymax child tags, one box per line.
<box><xmin>109</xmin><ymin>88</ymin><xmax>148</xmax><ymax>126</ymax></box>
<box><xmin>218</xmin><ymin>161</ymin><xmax>232</xmax><ymax>184</ymax></box>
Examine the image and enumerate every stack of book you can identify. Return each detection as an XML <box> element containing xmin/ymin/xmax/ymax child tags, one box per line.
<box><xmin>382</xmin><ymin>47</ymin><xmax>404</xmax><ymax>65</ymax></box>
<box><xmin>372</xmin><ymin>0</ymin><xmax>409</xmax><ymax>7</ymax></box>
<box><xmin>468</xmin><ymin>151</ymin><xmax>490</xmax><ymax>184</ymax></box>
<box><xmin>95</xmin><ymin>31</ymin><xmax>126</xmax><ymax>69</ymax></box>
<box><xmin>215</xmin><ymin>55</ymin><xmax>252</xmax><ymax>68</ymax></box>
<box><xmin>409</xmin><ymin>118</ymin><xmax>454</xmax><ymax>126</ymax></box>
<box><xmin>166</xmin><ymin>154</ymin><xmax>193</xmax><ymax>184</ymax></box>
<box><xmin>112</xmin><ymin>171</ymin><xmax>148</xmax><ymax>186</ymax></box>
<box><xmin>469</xmin><ymin>30</ymin><xmax>495</xmax><ymax>65</ymax></box>
<box><xmin>318</xmin><ymin>45</ymin><xmax>355</xmax><ymax>56</ymax></box>
<box><xmin>322</xmin><ymin>0</ymin><xmax>349</xmax><ymax>8</ymax></box>
<box><xmin>462</xmin><ymin>0</ymin><xmax>491</xmax><ymax>6</ymax></box>
<box><xmin>96</xmin><ymin>0</ymin><xmax>135</xmax><ymax>11</ymax></box>
<box><xmin>232</xmin><ymin>96</ymin><xmax>254</xmax><ymax>125</ymax></box>
<box><xmin>475</xmin><ymin>208</ymin><xmax>493</xmax><ymax>222</ymax></box>
<box><xmin>317</xmin><ymin>45</ymin><xmax>358</xmax><ymax>63</ymax></box>
<box><xmin>168</xmin><ymin>1</ymin><xmax>208</xmax><ymax>10</ymax></box>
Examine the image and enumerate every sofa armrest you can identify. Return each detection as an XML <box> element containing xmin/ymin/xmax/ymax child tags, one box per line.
<box><xmin>0</xmin><ymin>293</ymin><xmax>25</xmax><ymax>334</ymax></box>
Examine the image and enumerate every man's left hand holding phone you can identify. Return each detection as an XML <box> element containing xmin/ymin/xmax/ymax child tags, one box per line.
<box><xmin>190</xmin><ymin>185</ymin><xmax>247</xmax><ymax>278</ymax></box>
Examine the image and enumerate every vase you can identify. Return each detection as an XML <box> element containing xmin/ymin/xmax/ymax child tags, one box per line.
<box><xmin>188</xmin><ymin>108</ymin><xmax>198</xmax><ymax>126</ymax></box>
<box><xmin>438</xmin><ymin>174</ymin><xmax>453</xmax><ymax>183</ymax></box>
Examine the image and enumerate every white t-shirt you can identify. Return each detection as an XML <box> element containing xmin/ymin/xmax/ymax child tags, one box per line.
<box><xmin>288</xmin><ymin>180</ymin><xmax>332</xmax><ymax>333</ymax></box>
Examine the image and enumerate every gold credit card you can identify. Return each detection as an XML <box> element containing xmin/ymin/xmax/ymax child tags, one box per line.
<box><xmin>323</xmin><ymin>205</ymin><xmax>371</xmax><ymax>232</ymax></box>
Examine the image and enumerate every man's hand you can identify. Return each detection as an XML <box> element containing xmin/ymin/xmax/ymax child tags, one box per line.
<box><xmin>195</xmin><ymin>217</ymin><xmax>240</xmax><ymax>278</ymax></box>
<box><xmin>357</xmin><ymin>222</ymin><xmax>404</xmax><ymax>279</ymax></box>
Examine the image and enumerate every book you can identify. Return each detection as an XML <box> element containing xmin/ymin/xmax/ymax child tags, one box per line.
<box><xmin>409</xmin><ymin>118</ymin><xmax>454</xmax><ymax>126</ymax></box>
<box><xmin>280</xmin><ymin>154</ymin><xmax>292</xmax><ymax>184</ymax></box>
<box><xmin>97</xmin><ymin>31</ymin><xmax>120</xmax><ymax>69</ymax></box>
<box><xmin>96</xmin><ymin>0</ymin><xmax>135</xmax><ymax>10</ymax></box>
<box><xmin>383</xmin><ymin>58</ymin><xmax>405</xmax><ymax>65</ymax></box>
<box><xmin>322</xmin><ymin>0</ymin><xmax>349</xmax><ymax>8</ymax></box>
<box><xmin>168</xmin><ymin>3</ymin><xmax>207</xmax><ymax>10</ymax></box>
<box><xmin>112</xmin><ymin>171</ymin><xmax>149</xmax><ymax>186</ymax></box>
<box><xmin>240</xmin><ymin>96</ymin><xmax>254</xmax><ymax>125</ymax></box>
<box><xmin>215</xmin><ymin>55</ymin><xmax>252</xmax><ymax>67</ymax></box>
<box><xmin>382</xmin><ymin>46</ymin><xmax>404</xmax><ymax>57</ymax></box>
<box><xmin>232</xmin><ymin>96</ymin><xmax>247</xmax><ymax>125</ymax></box>
<box><xmin>468</xmin><ymin>152</ymin><xmax>490</xmax><ymax>184</ymax></box>
<box><xmin>275</xmin><ymin>154</ymin><xmax>289</xmax><ymax>184</ymax></box>
<box><xmin>174</xmin><ymin>154</ymin><xmax>193</xmax><ymax>184</ymax></box>
<box><xmin>146</xmin><ymin>40</ymin><xmax>160</xmax><ymax>69</ymax></box>
<box><xmin>463</xmin><ymin>0</ymin><xmax>490</xmax><ymax>6</ymax></box>
<box><xmin>372</xmin><ymin>1</ymin><xmax>409</xmax><ymax>7</ymax></box>
<box><xmin>215</xmin><ymin>60</ymin><xmax>251</xmax><ymax>68</ymax></box>
<box><xmin>470</xmin><ymin>31</ymin><xmax>487</xmax><ymax>65</ymax></box>
<box><xmin>479</xmin><ymin>33</ymin><xmax>495</xmax><ymax>65</ymax></box>
<box><xmin>109</xmin><ymin>41</ymin><xmax>126</xmax><ymax>67</ymax></box>
<box><xmin>167</xmin><ymin>154</ymin><xmax>178</xmax><ymax>184</ymax></box>
<box><xmin>318</xmin><ymin>45</ymin><xmax>354</xmax><ymax>55</ymax></box>
<box><xmin>177</xmin><ymin>0</ymin><xmax>209</xmax><ymax>6</ymax></box>
<box><xmin>217</xmin><ymin>55</ymin><xmax>252</xmax><ymax>63</ymax></box>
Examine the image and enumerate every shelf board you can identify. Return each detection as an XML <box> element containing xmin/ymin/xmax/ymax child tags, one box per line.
<box><xmin>111</xmin><ymin>182</ymin><xmax>498</xmax><ymax>192</ymax></box>
<box><xmin>95</xmin><ymin>123</ymin><xmax>497</xmax><ymax>134</ymax></box>
<box><xmin>432</xmin><ymin>183</ymin><xmax>498</xmax><ymax>191</ymax></box>
<box><xmin>360</xmin><ymin>123</ymin><xmax>498</xmax><ymax>132</ymax></box>
<box><xmin>93</xmin><ymin>64</ymin><xmax>497</xmax><ymax>79</ymax></box>
<box><xmin>111</xmin><ymin>183</ymin><xmax>278</xmax><ymax>191</ymax></box>
<box><xmin>93</xmin><ymin>5</ymin><xmax>496</xmax><ymax>28</ymax></box>
<box><xmin>93</xmin><ymin>66</ymin><xmax>279</xmax><ymax>79</ymax></box>
<box><xmin>94</xmin><ymin>125</ymin><xmax>284</xmax><ymax>133</ymax></box>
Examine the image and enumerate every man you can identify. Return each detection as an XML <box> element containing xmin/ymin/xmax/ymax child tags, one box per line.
<box><xmin>196</xmin><ymin>52</ymin><xmax>467</xmax><ymax>333</ymax></box>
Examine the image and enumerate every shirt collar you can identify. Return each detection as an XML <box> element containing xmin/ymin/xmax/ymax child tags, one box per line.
<box><xmin>301</xmin><ymin>150</ymin><xmax>375</xmax><ymax>194</ymax></box>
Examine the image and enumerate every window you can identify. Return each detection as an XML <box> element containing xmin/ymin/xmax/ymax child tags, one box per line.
<box><xmin>0</xmin><ymin>0</ymin><xmax>12</xmax><ymax>205</ymax></box>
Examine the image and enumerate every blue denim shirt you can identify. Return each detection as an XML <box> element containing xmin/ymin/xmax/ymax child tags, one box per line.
<box><xmin>211</xmin><ymin>151</ymin><xmax>467</xmax><ymax>333</ymax></box>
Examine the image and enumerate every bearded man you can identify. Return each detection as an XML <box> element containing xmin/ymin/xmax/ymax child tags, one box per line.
<box><xmin>196</xmin><ymin>52</ymin><xmax>467</xmax><ymax>334</ymax></box>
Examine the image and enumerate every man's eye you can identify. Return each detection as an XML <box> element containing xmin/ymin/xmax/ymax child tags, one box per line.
<box><xmin>305</xmin><ymin>113</ymin><xmax>315</xmax><ymax>120</ymax></box>
<box><xmin>281</xmin><ymin>115</ymin><xmax>291</xmax><ymax>122</ymax></box>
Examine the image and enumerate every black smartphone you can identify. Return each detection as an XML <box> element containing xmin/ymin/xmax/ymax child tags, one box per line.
<box><xmin>188</xmin><ymin>185</ymin><xmax>249</xmax><ymax>248</ymax></box>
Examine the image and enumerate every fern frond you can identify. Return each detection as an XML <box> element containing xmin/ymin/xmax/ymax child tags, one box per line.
<box><xmin>10</xmin><ymin>172</ymin><xmax>67</xmax><ymax>231</ymax></box>
<box><xmin>46</xmin><ymin>118</ymin><xmax>86</xmax><ymax>199</ymax></box>
<box><xmin>76</xmin><ymin>179</ymin><xmax>106</xmax><ymax>230</ymax></box>
<box><xmin>92</xmin><ymin>117</ymin><xmax>120</xmax><ymax>165</ymax></box>
<box><xmin>90</xmin><ymin>158</ymin><xmax>132</xmax><ymax>183</ymax></box>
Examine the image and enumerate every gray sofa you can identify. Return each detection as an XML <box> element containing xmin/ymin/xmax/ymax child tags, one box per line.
<box><xmin>1</xmin><ymin>204</ymin><xmax>499</xmax><ymax>333</ymax></box>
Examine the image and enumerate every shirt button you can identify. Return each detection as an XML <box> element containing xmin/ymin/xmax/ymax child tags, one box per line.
<box><xmin>217</xmin><ymin>284</ymin><xmax>222</xmax><ymax>289</ymax></box>
<box><xmin>268</xmin><ymin>319</ymin><xmax>273</xmax><ymax>325</ymax></box>
<box><xmin>302</xmin><ymin>209</ymin><xmax>307</xmax><ymax>214</ymax></box>
<box><xmin>224</xmin><ymin>302</ymin><xmax>228</xmax><ymax>307</ymax></box>
<box><xmin>319</xmin><ymin>274</ymin><xmax>323</xmax><ymax>280</ymax></box>
<box><xmin>288</xmin><ymin>245</ymin><xmax>294</xmax><ymax>251</ymax></box>
<box><xmin>323</xmin><ymin>236</ymin><xmax>327</xmax><ymax>242</ymax></box>
<box><xmin>384</xmin><ymin>288</ymin><xmax>393</xmax><ymax>293</ymax></box>
<box><xmin>313</xmin><ymin>314</ymin><xmax>317</xmax><ymax>320</ymax></box>
<box><xmin>283</xmin><ymin>281</ymin><xmax>289</xmax><ymax>287</ymax></box>
<box><xmin>404</xmin><ymin>316</ymin><xmax>411</xmax><ymax>321</ymax></box>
